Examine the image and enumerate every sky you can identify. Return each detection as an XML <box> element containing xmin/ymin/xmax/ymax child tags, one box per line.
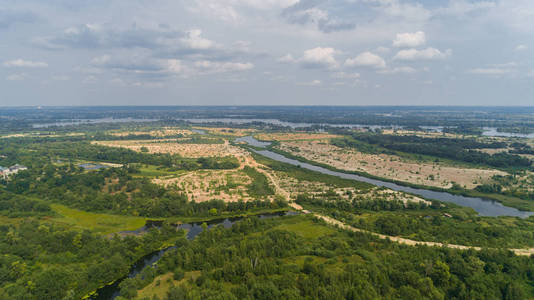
<box><xmin>1</xmin><ymin>0</ymin><xmax>534</xmax><ymax>106</ymax></box>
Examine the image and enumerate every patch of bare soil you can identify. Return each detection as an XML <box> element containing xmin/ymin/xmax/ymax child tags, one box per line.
<box><xmin>274</xmin><ymin>171</ymin><xmax>429</xmax><ymax>205</ymax></box>
<box><xmin>278</xmin><ymin>140</ymin><xmax>507</xmax><ymax>189</ymax></box>
<box><xmin>93</xmin><ymin>139</ymin><xmax>248</xmax><ymax>158</ymax></box>
<box><xmin>193</xmin><ymin>127</ymin><xmax>257</xmax><ymax>136</ymax></box>
<box><xmin>255</xmin><ymin>132</ymin><xmax>341</xmax><ymax>141</ymax></box>
<box><xmin>153</xmin><ymin>169</ymin><xmax>256</xmax><ymax>202</ymax></box>
<box><xmin>110</xmin><ymin>128</ymin><xmax>193</xmax><ymax>137</ymax></box>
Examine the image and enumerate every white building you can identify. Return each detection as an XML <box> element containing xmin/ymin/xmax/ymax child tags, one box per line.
<box><xmin>1</xmin><ymin>164</ymin><xmax>27</xmax><ymax>179</ymax></box>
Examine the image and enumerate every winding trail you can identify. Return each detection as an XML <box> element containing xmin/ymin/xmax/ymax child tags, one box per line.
<box><xmin>246</xmin><ymin>146</ymin><xmax>534</xmax><ymax>257</ymax></box>
<box><xmin>289</xmin><ymin>202</ymin><xmax>534</xmax><ymax>256</ymax></box>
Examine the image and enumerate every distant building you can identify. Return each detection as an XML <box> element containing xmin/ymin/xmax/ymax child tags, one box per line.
<box><xmin>1</xmin><ymin>164</ymin><xmax>28</xmax><ymax>179</ymax></box>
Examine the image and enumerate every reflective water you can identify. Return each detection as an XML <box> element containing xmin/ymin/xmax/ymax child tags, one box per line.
<box><xmin>238</xmin><ymin>136</ymin><xmax>534</xmax><ymax>218</ymax></box>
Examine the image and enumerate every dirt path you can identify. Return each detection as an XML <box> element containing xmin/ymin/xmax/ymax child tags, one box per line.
<box><xmin>289</xmin><ymin>203</ymin><xmax>534</xmax><ymax>257</ymax></box>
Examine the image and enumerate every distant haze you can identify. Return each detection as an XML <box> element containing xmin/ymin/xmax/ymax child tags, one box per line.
<box><xmin>1</xmin><ymin>0</ymin><xmax>534</xmax><ymax>106</ymax></box>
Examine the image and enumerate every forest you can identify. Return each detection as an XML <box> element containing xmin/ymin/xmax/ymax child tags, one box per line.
<box><xmin>331</xmin><ymin>133</ymin><xmax>532</xmax><ymax>169</ymax></box>
<box><xmin>117</xmin><ymin>215</ymin><xmax>534</xmax><ymax>300</ymax></box>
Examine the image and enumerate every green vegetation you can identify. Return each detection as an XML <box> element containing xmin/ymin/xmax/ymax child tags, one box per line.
<box><xmin>122</xmin><ymin>215</ymin><xmax>534</xmax><ymax>299</ymax></box>
<box><xmin>0</xmin><ymin>189</ymin><xmax>185</xmax><ymax>300</ymax></box>
<box><xmin>242</xmin><ymin>166</ymin><xmax>275</xmax><ymax>197</ymax></box>
<box><xmin>50</xmin><ymin>204</ymin><xmax>148</xmax><ymax>235</ymax></box>
<box><xmin>250</xmin><ymin>151</ymin><xmax>373</xmax><ymax>190</ymax></box>
<box><xmin>332</xmin><ymin>132</ymin><xmax>531</xmax><ymax>169</ymax></box>
<box><xmin>296</xmin><ymin>194</ymin><xmax>534</xmax><ymax>248</ymax></box>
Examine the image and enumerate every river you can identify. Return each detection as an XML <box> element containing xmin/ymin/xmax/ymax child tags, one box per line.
<box><xmin>236</xmin><ymin>136</ymin><xmax>534</xmax><ymax>218</ymax></box>
<box><xmin>90</xmin><ymin>211</ymin><xmax>297</xmax><ymax>300</ymax></box>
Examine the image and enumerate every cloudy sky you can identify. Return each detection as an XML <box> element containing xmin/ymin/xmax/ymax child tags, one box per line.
<box><xmin>1</xmin><ymin>0</ymin><xmax>533</xmax><ymax>106</ymax></box>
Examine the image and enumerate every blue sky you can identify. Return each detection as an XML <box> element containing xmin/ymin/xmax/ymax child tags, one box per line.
<box><xmin>1</xmin><ymin>0</ymin><xmax>533</xmax><ymax>106</ymax></box>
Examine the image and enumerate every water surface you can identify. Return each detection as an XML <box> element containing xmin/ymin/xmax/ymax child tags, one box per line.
<box><xmin>238</xmin><ymin>136</ymin><xmax>534</xmax><ymax>218</ymax></box>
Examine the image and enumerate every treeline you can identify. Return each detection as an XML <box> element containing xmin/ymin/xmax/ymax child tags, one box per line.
<box><xmin>0</xmin><ymin>219</ymin><xmax>182</xmax><ymax>299</ymax></box>
<box><xmin>332</xmin><ymin>133</ymin><xmax>531</xmax><ymax>169</ymax></box>
<box><xmin>7</xmin><ymin>164</ymin><xmax>285</xmax><ymax>217</ymax></box>
<box><xmin>0</xmin><ymin>190</ymin><xmax>52</xmax><ymax>217</ymax></box>
<box><xmin>295</xmin><ymin>194</ymin><xmax>433</xmax><ymax>212</ymax></box>
<box><xmin>296</xmin><ymin>195</ymin><xmax>534</xmax><ymax>248</ymax></box>
<box><xmin>119</xmin><ymin>216</ymin><xmax>534</xmax><ymax>299</ymax></box>
<box><xmin>0</xmin><ymin>138</ymin><xmax>238</xmax><ymax>170</ymax></box>
<box><xmin>42</xmin><ymin>142</ymin><xmax>239</xmax><ymax>170</ymax></box>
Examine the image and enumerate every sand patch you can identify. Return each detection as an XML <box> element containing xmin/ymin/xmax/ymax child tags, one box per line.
<box><xmin>93</xmin><ymin>139</ymin><xmax>247</xmax><ymax>158</ymax></box>
<box><xmin>278</xmin><ymin>140</ymin><xmax>507</xmax><ymax>189</ymax></box>
<box><xmin>255</xmin><ymin>132</ymin><xmax>341</xmax><ymax>141</ymax></box>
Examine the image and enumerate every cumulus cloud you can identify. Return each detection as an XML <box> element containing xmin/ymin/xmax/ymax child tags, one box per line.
<box><xmin>300</xmin><ymin>47</ymin><xmax>338</xmax><ymax>68</ymax></box>
<box><xmin>393</xmin><ymin>48</ymin><xmax>451</xmax><ymax>61</ymax></box>
<box><xmin>180</xmin><ymin>29</ymin><xmax>216</xmax><ymax>50</ymax></box>
<box><xmin>281</xmin><ymin>1</ymin><xmax>355</xmax><ymax>33</ymax></box>
<box><xmin>345</xmin><ymin>52</ymin><xmax>386</xmax><ymax>69</ymax></box>
<box><xmin>278</xmin><ymin>54</ymin><xmax>297</xmax><ymax>63</ymax></box>
<box><xmin>3</xmin><ymin>59</ymin><xmax>48</xmax><ymax>68</ymax></box>
<box><xmin>393</xmin><ymin>31</ymin><xmax>426</xmax><ymax>47</ymax></box>
<box><xmin>194</xmin><ymin>61</ymin><xmax>254</xmax><ymax>74</ymax></box>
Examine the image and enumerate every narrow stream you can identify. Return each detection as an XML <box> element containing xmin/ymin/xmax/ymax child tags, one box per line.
<box><xmin>236</xmin><ymin>136</ymin><xmax>534</xmax><ymax>218</ymax></box>
<box><xmin>91</xmin><ymin>211</ymin><xmax>297</xmax><ymax>300</ymax></box>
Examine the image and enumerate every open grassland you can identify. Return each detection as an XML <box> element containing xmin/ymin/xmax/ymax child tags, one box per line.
<box><xmin>272</xmin><ymin>218</ymin><xmax>336</xmax><ymax>239</ymax></box>
<box><xmin>93</xmin><ymin>139</ymin><xmax>247</xmax><ymax>158</ymax></box>
<box><xmin>49</xmin><ymin>204</ymin><xmax>147</xmax><ymax>235</ymax></box>
<box><xmin>136</xmin><ymin>271</ymin><xmax>201</xmax><ymax>300</ymax></box>
<box><xmin>278</xmin><ymin>140</ymin><xmax>506</xmax><ymax>189</ymax></box>
<box><xmin>255</xmin><ymin>132</ymin><xmax>341</xmax><ymax>141</ymax></box>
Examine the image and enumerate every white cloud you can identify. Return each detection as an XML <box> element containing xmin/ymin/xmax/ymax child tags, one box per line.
<box><xmin>393</xmin><ymin>31</ymin><xmax>426</xmax><ymax>48</ymax></box>
<box><xmin>194</xmin><ymin>61</ymin><xmax>254</xmax><ymax>74</ymax></box>
<box><xmin>3</xmin><ymin>59</ymin><xmax>48</xmax><ymax>68</ymax></box>
<box><xmin>166</xmin><ymin>59</ymin><xmax>183</xmax><ymax>73</ymax></box>
<box><xmin>300</xmin><ymin>47</ymin><xmax>338</xmax><ymax>68</ymax></box>
<box><xmin>278</xmin><ymin>54</ymin><xmax>297</xmax><ymax>63</ymax></box>
<box><xmin>515</xmin><ymin>44</ymin><xmax>528</xmax><ymax>51</ymax></box>
<box><xmin>393</xmin><ymin>47</ymin><xmax>452</xmax><ymax>60</ymax></box>
<box><xmin>345</xmin><ymin>52</ymin><xmax>386</xmax><ymax>69</ymax></box>
<box><xmin>180</xmin><ymin>29</ymin><xmax>216</xmax><ymax>50</ymax></box>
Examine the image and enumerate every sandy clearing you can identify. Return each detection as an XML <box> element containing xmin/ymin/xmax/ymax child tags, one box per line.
<box><xmin>275</xmin><ymin>171</ymin><xmax>430</xmax><ymax>205</ymax></box>
<box><xmin>93</xmin><ymin>139</ymin><xmax>248</xmax><ymax>158</ymax></box>
<box><xmin>279</xmin><ymin>140</ymin><xmax>506</xmax><ymax>189</ymax></box>
<box><xmin>193</xmin><ymin>127</ymin><xmax>257</xmax><ymax>136</ymax></box>
<box><xmin>255</xmin><ymin>132</ymin><xmax>341</xmax><ymax>141</ymax></box>
<box><xmin>109</xmin><ymin>128</ymin><xmax>193</xmax><ymax>137</ymax></box>
<box><xmin>153</xmin><ymin>169</ymin><xmax>255</xmax><ymax>202</ymax></box>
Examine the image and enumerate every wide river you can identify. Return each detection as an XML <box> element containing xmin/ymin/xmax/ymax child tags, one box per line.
<box><xmin>236</xmin><ymin>136</ymin><xmax>534</xmax><ymax>218</ymax></box>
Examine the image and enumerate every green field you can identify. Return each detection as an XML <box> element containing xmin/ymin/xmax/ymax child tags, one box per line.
<box><xmin>50</xmin><ymin>204</ymin><xmax>148</xmax><ymax>234</ymax></box>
